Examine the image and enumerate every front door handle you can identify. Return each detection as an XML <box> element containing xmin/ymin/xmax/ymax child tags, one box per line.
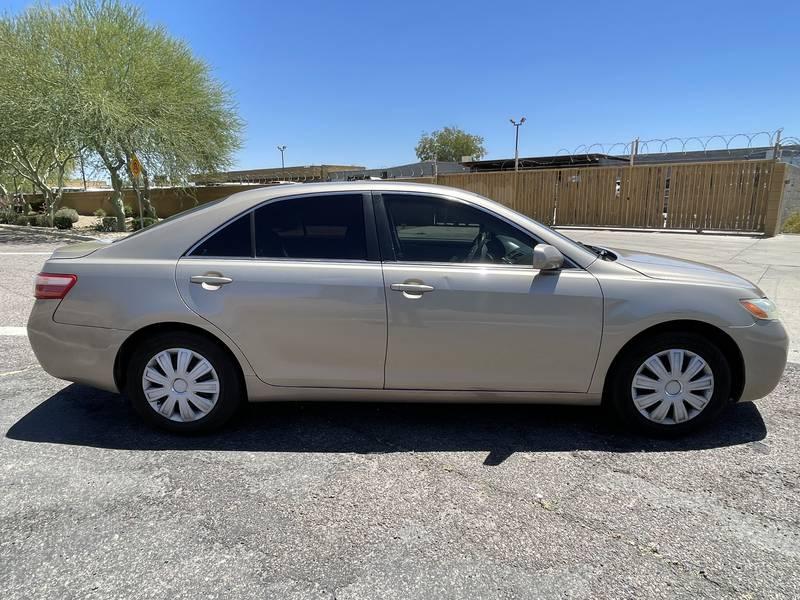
<box><xmin>190</xmin><ymin>274</ymin><xmax>233</xmax><ymax>287</ymax></box>
<box><xmin>390</xmin><ymin>282</ymin><xmax>435</xmax><ymax>294</ymax></box>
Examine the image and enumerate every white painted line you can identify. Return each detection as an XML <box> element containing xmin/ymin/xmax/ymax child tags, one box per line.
<box><xmin>0</xmin><ymin>365</ymin><xmax>36</xmax><ymax>377</ymax></box>
<box><xmin>0</xmin><ymin>252</ymin><xmax>51</xmax><ymax>255</ymax></box>
<box><xmin>0</xmin><ymin>327</ymin><xmax>27</xmax><ymax>336</ymax></box>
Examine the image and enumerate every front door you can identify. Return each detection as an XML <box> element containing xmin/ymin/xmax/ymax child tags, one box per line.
<box><xmin>377</xmin><ymin>192</ymin><xmax>603</xmax><ymax>392</ymax></box>
<box><xmin>176</xmin><ymin>192</ymin><xmax>386</xmax><ymax>388</ymax></box>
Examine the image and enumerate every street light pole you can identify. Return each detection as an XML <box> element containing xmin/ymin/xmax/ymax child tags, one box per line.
<box><xmin>509</xmin><ymin>117</ymin><xmax>526</xmax><ymax>171</ymax></box>
<box><xmin>277</xmin><ymin>145</ymin><xmax>287</xmax><ymax>180</ymax></box>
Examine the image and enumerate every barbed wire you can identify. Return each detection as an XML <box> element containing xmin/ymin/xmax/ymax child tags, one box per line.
<box><xmin>327</xmin><ymin>129</ymin><xmax>800</xmax><ymax>179</ymax></box>
<box><xmin>196</xmin><ymin>129</ymin><xmax>800</xmax><ymax>184</ymax></box>
<box><xmin>555</xmin><ymin>130</ymin><xmax>788</xmax><ymax>157</ymax></box>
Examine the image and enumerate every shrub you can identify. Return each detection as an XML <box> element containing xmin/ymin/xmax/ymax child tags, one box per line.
<box><xmin>124</xmin><ymin>204</ymin><xmax>133</xmax><ymax>218</ymax></box>
<box><xmin>54</xmin><ymin>207</ymin><xmax>79</xmax><ymax>223</ymax></box>
<box><xmin>93</xmin><ymin>208</ymin><xmax>106</xmax><ymax>218</ymax></box>
<box><xmin>783</xmin><ymin>212</ymin><xmax>800</xmax><ymax>234</ymax></box>
<box><xmin>53</xmin><ymin>214</ymin><xmax>73</xmax><ymax>229</ymax></box>
<box><xmin>0</xmin><ymin>208</ymin><xmax>17</xmax><ymax>224</ymax></box>
<box><xmin>15</xmin><ymin>214</ymin><xmax>38</xmax><ymax>226</ymax></box>
<box><xmin>130</xmin><ymin>216</ymin><xmax>158</xmax><ymax>231</ymax></box>
<box><xmin>34</xmin><ymin>214</ymin><xmax>51</xmax><ymax>227</ymax></box>
<box><xmin>95</xmin><ymin>217</ymin><xmax>118</xmax><ymax>232</ymax></box>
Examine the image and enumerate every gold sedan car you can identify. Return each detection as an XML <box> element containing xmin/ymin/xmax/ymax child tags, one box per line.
<box><xmin>28</xmin><ymin>182</ymin><xmax>788</xmax><ymax>435</ymax></box>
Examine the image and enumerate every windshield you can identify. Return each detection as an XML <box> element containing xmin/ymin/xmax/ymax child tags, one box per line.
<box><xmin>115</xmin><ymin>197</ymin><xmax>226</xmax><ymax>241</ymax></box>
<box><xmin>576</xmin><ymin>242</ymin><xmax>617</xmax><ymax>260</ymax></box>
<box><xmin>509</xmin><ymin>211</ymin><xmax>595</xmax><ymax>256</ymax></box>
<box><xmin>529</xmin><ymin>220</ymin><xmax>616</xmax><ymax>260</ymax></box>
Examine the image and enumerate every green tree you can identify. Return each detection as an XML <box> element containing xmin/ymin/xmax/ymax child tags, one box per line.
<box><xmin>415</xmin><ymin>126</ymin><xmax>486</xmax><ymax>162</ymax></box>
<box><xmin>0</xmin><ymin>0</ymin><xmax>242</xmax><ymax>231</ymax></box>
<box><xmin>0</xmin><ymin>8</ymin><xmax>83</xmax><ymax>224</ymax></box>
<box><xmin>64</xmin><ymin>0</ymin><xmax>242</xmax><ymax>230</ymax></box>
<box><xmin>0</xmin><ymin>168</ymin><xmax>25</xmax><ymax>208</ymax></box>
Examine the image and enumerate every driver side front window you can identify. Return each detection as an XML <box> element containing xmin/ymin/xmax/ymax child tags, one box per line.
<box><xmin>382</xmin><ymin>193</ymin><xmax>536</xmax><ymax>265</ymax></box>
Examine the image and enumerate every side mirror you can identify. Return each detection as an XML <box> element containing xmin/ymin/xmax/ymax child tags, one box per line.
<box><xmin>533</xmin><ymin>244</ymin><xmax>564</xmax><ymax>271</ymax></box>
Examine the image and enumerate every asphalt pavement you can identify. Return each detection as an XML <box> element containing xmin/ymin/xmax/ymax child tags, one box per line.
<box><xmin>1</xmin><ymin>226</ymin><xmax>798</xmax><ymax>599</ymax></box>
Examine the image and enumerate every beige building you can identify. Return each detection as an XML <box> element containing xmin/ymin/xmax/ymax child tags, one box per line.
<box><xmin>191</xmin><ymin>164</ymin><xmax>364</xmax><ymax>184</ymax></box>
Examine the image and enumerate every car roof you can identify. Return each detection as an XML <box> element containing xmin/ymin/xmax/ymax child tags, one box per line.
<box><xmin>198</xmin><ymin>181</ymin><xmax>530</xmax><ymax>223</ymax></box>
<box><xmin>97</xmin><ymin>181</ymin><xmax>597</xmax><ymax>267</ymax></box>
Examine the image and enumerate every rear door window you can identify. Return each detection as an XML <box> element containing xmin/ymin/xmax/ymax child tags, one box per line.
<box><xmin>254</xmin><ymin>194</ymin><xmax>367</xmax><ymax>260</ymax></box>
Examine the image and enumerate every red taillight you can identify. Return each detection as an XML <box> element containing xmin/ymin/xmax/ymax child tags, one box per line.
<box><xmin>35</xmin><ymin>273</ymin><xmax>77</xmax><ymax>300</ymax></box>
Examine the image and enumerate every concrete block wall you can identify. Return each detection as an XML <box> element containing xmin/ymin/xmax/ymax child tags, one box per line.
<box><xmin>780</xmin><ymin>164</ymin><xmax>800</xmax><ymax>229</ymax></box>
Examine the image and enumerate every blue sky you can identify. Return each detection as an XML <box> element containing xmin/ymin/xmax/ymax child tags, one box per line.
<box><xmin>5</xmin><ymin>0</ymin><xmax>800</xmax><ymax>169</ymax></box>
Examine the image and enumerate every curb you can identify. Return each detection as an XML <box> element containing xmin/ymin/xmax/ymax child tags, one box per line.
<box><xmin>0</xmin><ymin>223</ymin><xmax>106</xmax><ymax>242</ymax></box>
<box><xmin>554</xmin><ymin>226</ymin><xmax>764</xmax><ymax>238</ymax></box>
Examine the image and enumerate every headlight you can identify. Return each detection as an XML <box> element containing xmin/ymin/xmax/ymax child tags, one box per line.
<box><xmin>740</xmin><ymin>298</ymin><xmax>779</xmax><ymax>320</ymax></box>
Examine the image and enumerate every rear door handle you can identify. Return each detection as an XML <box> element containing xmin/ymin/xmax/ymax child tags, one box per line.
<box><xmin>190</xmin><ymin>274</ymin><xmax>233</xmax><ymax>286</ymax></box>
<box><xmin>390</xmin><ymin>283</ymin><xmax>435</xmax><ymax>294</ymax></box>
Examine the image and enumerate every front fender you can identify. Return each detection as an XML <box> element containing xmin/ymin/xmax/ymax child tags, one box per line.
<box><xmin>588</xmin><ymin>263</ymin><xmax>758</xmax><ymax>396</ymax></box>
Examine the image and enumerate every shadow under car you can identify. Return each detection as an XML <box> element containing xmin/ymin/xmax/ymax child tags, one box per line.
<box><xmin>5</xmin><ymin>384</ymin><xmax>768</xmax><ymax>465</ymax></box>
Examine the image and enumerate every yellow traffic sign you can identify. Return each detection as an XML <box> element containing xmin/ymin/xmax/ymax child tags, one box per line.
<box><xmin>130</xmin><ymin>154</ymin><xmax>142</xmax><ymax>178</ymax></box>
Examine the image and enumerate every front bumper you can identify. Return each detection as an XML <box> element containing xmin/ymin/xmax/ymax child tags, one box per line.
<box><xmin>27</xmin><ymin>300</ymin><xmax>129</xmax><ymax>393</ymax></box>
<box><xmin>729</xmin><ymin>319</ymin><xmax>789</xmax><ymax>401</ymax></box>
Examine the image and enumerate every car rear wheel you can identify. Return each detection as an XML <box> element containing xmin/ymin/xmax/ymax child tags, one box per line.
<box><xmin>609</xmin><ymin>332</ymin><xmax>731</xmax><ymax>435</ymax></box>
<box><xmin>126</xmin><ymin>331</ymin><xmax>242</xmax><ymax>433</ymax></box>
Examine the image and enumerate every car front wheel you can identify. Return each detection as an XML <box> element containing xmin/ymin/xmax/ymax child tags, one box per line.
<box><xmin>609</xmin><ymin>332</ymin><xmax>732</xmax><ymax>435</ymax></box>
<box><xmin>126</xmin><ymin>331</ymin><xmax>242</xmax><ymax>433</ymax></box>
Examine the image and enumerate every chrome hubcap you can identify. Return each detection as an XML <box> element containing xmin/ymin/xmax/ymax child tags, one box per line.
<box><xmin>631</xmin><ymin>348</ymin><xmax>714</xmax><ymax>425</ymax></box>
<box><xmin>141</xmin><ymin>348</ymin><xmax>220</xmax><ymax>423</ymax></box>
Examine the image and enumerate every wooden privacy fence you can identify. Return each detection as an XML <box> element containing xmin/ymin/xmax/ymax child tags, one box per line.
<box><xmin>16</xmin><ymin>159</ymin><xmax>788</xmax><ymax>235</ymax></box>
<box><xmin>401</xmin><ymin>159</ymin><xmax>787</xmax><ymax>235</ymax></box>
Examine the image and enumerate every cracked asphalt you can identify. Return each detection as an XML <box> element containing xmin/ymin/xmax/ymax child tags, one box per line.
<box><xmin>1</xmin><ymin>226</ymin><xmax>799</xmax><ymax>599</ymax></box>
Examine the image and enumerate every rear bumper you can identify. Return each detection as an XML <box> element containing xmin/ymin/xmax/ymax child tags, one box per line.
<box><xmin>27</xmin><ymin>300</ymin><xmax>128</xmax><ymax>393</ymax></box>
<box><xmin>729</xmin><ymin>320</ymin><xmax>789</xmax><ymax>401</ymax></box>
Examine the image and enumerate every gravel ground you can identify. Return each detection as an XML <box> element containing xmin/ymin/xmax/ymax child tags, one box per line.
<box><xmin>0</xmin><ymin>229</ymin><xmax>798</xmax><ymax>599</ymax></box>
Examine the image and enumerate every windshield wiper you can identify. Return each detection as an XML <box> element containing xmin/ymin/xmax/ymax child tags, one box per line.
<box><xmin>579</xmin><ymin>242</ymin><xmax>616</xmax><ymax>260</ymax></box>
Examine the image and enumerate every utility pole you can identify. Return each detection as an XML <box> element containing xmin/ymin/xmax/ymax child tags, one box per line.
<box><xmin>625</xmin><ymin>137</ymin><xmax>640</xmax><ymax>206</ymax></box>
<box><xmin>277</xmin><ymin>145</ymin><xmax>287</xmax><ymax>180</ymax></box>
<box><xmin>509</xmin><ymin>117</ymin><xmax>526</xmax><ymax>171</ymax></box>
<box><xmin>774</xmin><ymin>129</ymin><xmax>783</xmax><ymax>160</ymax></box>
<box><xmin>629</xmin><ymin>137</ymin><xmax>639</xmax><ymax>166</ymax></box>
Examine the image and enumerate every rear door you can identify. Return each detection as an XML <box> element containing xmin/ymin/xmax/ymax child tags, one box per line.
<box><xmin>176</xmin><ymin>192</ymin><xmax>387</xmax><ymax>388</ymax></box>
<box><xmin>376</xmin><ymin>191</ymin><xmax>603</xmax><ymax>392</ymax></box>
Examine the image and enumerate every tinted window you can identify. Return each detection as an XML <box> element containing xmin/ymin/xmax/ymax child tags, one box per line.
<box><xmin>190</xmin><ymin>214</ymin><xmax>251</xmax><ymax>257</ymax></box>
<box><xmin>383</xmin><ymin>194</ymin><xmax>536</xmax><ymax>264</ymax></box>
<box><xmin>254</xmin><ymin>194</ymin><xmax>366</xmax><ymax>260</ymax></box>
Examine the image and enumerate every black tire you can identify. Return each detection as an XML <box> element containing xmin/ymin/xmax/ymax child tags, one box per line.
<box><xmin>126</xmin><ymin>331</ymin><xmax>242</xmax><ymax>433</ymax></box>
<box><xmin>608</xmin><ymin>332</ymin><xmax>731</xmax><ymax>436</ymax></box>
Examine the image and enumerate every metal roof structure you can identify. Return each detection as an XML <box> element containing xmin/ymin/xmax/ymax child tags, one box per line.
<box><xmin>462</xmin><ymin>154</ymin><xmax>628</xmax><ymax>172</ymax></box>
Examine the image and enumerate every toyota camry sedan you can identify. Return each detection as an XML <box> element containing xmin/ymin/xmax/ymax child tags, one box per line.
<box><xmin>28</xmin><ymin>182</ymin><xmax>788</xmax><ymax>434</ymax></box>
